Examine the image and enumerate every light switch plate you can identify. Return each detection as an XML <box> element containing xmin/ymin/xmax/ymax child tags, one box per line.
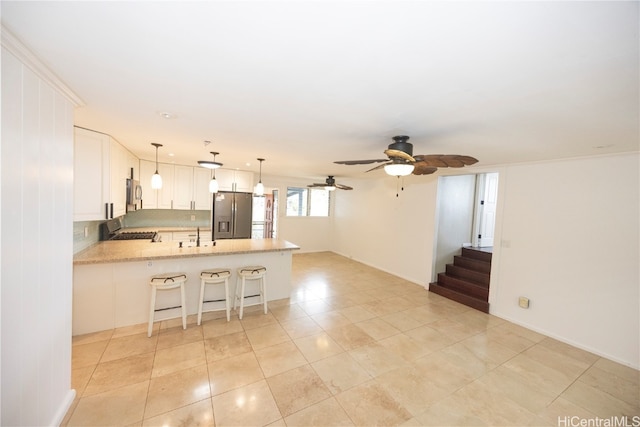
<box><xmin>518</xmin><ymin>297</ymin><xmax>530</xmax><ymax>309</ymax></box>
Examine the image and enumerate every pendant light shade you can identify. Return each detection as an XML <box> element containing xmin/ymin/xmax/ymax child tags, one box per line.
<box><xmin>151</xmin><ymin>143</ymin><xmax>163</xmax><ymax>189</ymax></box>
<box><xmin>254</xmin><ymin>158</ymin><xmax>265</xmax><ymax>196</ymax></box>
<box><xmin>209</xmin><ymin>178</ymin><xmax>219</xmax><ymax>193</ymax></box>
<box><xmin>203</xmin><ymin>152</ymin><xmax>221</xmax><ymax>193</ymax></box>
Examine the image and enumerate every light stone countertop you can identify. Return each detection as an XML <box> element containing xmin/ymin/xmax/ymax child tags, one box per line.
<box><xmin>73</xmin><ymin>238</ymin><xmax>300</xmax><ymax>265</ymax></box>
<box><xmin>124</xmin><ymin>226</ymin><xmax>211</xmax><ymax>233</ymax></box>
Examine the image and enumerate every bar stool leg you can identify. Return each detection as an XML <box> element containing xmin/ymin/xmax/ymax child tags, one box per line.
<box><xmin>239</xmin><ymin>276</ymin><xmax>246</xmax><ymax>320</ymax></box>
<box><xmin>180</xmin><ymin>282</ymin><xmax>187</xmax><ymax>330</ymax></box>
<box><xmin>197</xmin><ymin>278</ymin><xmax>206</xmax><ymax>326</ymax></box>
<box><xmin>148</xmin><ymin>286</ymin><xmax>157</xmax><ymax>338</ymax></box>
<box><xmin>262</xmin><ymin>275</ymin><xmax>267</xmax><ymax>314</ymax></box>
<box><xmin>224</xmin><ymin>277</ymin><xmax>230</xmax><ymax>322</ymax></box>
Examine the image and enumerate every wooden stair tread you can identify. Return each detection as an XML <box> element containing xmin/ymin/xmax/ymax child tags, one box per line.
<box><xmin>429</xmin><ymin>283</ymin><xmax>490</xmax><ymax>313</ymax></box>
<box><xmin>430</xmin><ymin>246</ymin><xmax>493</xmax><ymax>313</ymax></box>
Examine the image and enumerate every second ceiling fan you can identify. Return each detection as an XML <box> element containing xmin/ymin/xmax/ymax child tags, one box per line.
<box><xmin>334</xmin><ymin>135</ymin><xmax>478</xmax><ymax>176</ymax></box>
<box><xmin>308</xmin><ymin>176</ymin><xmax>353</xmax><ymax>191</ymax></box>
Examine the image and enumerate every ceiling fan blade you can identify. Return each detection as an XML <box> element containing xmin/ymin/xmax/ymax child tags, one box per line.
<box><xmin>441</xmin><ymin>158</ymin><xmax>465</xmax><ymax>167</ymax></box>
<box><xmin>365</xmin><ymin>162</ymin><xmax>390</xmax><ymax>173</ymax></box>
<box><xmin>413</xmin><ymin>154</ymin><xmax>478</xmax><ymax>168</ymax></box>
<box><xmin>413</xmin><ymin>155</ymin><xmax>448</xmax><ymax>167</ymax></box>
<box><xmin>335</xmin><ymin>183</ymin><xmax>353</xmax><ymax>190</ymax></box>
<box><xmin>457</xmin><ymin>155</ymin><xmax>479</xmax><ymax>165</ymax></box>
<box><xmin>384</xmin><ymin>149</ymin><xmax>415</xmax><ymax>162</ymax></box>
<box><xmin>307</xmin><ymin>183</ymin><xmax>327</xmax><ymax>187</ymax></box>
<box><xmin>412</xmin><ymin>163</ymin><xmax>438</xmax><ymax>175</ymax></box>
<box><xmin>334</xmin><ymin>159</ymin><xmax>388</xmax><ymax>165</ymax></box>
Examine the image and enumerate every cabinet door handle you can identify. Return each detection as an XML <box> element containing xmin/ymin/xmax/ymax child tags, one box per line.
<box><xmin>110</xmin><ymin>203</ymin><xmax>114</xmax><ymax>218</ymax></box>
<box><xmin>105</xmin><ymin>203</ymin><xmax>109</xmax><ymax>219</ymax></box>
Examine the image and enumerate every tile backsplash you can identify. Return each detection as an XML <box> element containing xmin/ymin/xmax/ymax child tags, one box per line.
<box><xmin>73</xmin><ymin>209</ymin><xmax>211</xmax><ymax>254</ymax></box>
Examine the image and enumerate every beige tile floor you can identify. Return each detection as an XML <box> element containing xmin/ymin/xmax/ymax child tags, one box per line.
<box><xmin>64</xmin><ymin>252</ymin><xmax>639</xmax><ymax>426</ymax></box>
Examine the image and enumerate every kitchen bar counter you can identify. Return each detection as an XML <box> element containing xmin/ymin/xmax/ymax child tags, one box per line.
<box><xmin>73</xmin><ymin>238</ymin><xmax>299</xmax><ymax>264</ymax></box>
<box><xmin>73</xmin><ymin>239</ymin><xmax>299</xmax><ymax>335</ymax></box>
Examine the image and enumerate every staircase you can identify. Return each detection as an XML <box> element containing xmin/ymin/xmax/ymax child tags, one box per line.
<box><xmin>429</xmin><ymin>247</ymin><xmax>492</xmax><ymax>313</ymax></box>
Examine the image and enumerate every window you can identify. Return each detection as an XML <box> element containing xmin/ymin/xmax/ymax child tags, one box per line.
<box><xmin>286</xmin><ymin>187</ymin><xmax>330</xmax><ymax>216</ymax></box>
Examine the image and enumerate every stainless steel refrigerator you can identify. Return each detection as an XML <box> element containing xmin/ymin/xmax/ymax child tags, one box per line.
<box><xmin>212</xmin><ymin>192</ymin><xmax>253</xmax><ymax>239</ymax></box>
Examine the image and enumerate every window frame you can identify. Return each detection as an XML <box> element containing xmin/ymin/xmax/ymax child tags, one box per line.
<box><xmin>285</xmin><ymin>186</ymin><xmax>330</xmax><ymax>217</ymax></box>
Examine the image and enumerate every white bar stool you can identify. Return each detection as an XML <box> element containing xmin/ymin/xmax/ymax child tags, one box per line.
<box><xmin>234</xmin><ymin>266</ymin><xmax>267</xmax><ymax>320</ymax></box>
<box><xmin>148</xmin><ymin>272</ymin><xmax>188</xmax><ymax>337</ymax></box>
<box><xmin>198</xmin><ymin>268</ymin><xmax>232</xmax><ymax>324</ymax></box>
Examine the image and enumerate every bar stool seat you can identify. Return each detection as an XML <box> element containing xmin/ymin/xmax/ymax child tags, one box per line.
<box><xmin>233</xmin><ymin>266</ymin><xmax>267</xmax><ymax>319</ymax></box>
<box><xmin>198</xmin><ymin>268</ymin><xmax>232</xmax><ymax>324</ymax></box>
<box><xmin>148</xmin><ymin>272</ymin><xmax>187</xmax><ymax>337</ymax></box>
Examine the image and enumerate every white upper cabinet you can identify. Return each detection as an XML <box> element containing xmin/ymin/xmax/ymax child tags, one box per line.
<box><xmin>74</xmin><ymin>127</ymin><xmax>135</xmax><ymax>221</ymax></box>
<box><xmin>193</xmin><ymin>167</ymin><xmax>213</xmax><ymax>210</ymax></box>
<box><xmin>139</xmin><ymin>159</ymin><xmax>158</xmax><ymax>209</ymax></box>
<box><xmin>216</xmin><ymin>168</ymin><xmax>254</xmax><ymax>193</ymax></box>
<box><xmin>140</xmin><ymin>161</ymin><xmax>213</xmax><ymax>210</ymax></box>
<box><xmin>173</xmin><ymin>165</ymin><xmax>193</xmax><ymax>210</ymax></box>
<box><xmin>109</xmin><ymin>140</ymin><xmax>128</xmax><ymax>218</ymax></box>
<box><xmin>140</xmin><ymin>160</ymin><xmax>174</xmax><ymax>209</ymax></box>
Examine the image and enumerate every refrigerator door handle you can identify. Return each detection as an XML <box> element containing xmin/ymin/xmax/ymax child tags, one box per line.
<box><xmin>232</xmin><ymin>196</ymin><xmax>237</xmax><ymax>236</ymax></box>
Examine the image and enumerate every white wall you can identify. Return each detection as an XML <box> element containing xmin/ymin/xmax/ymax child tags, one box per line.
<box><xmin>262</xmin><ymin>174</ymin><xmax>333</xmax><ymax>253</ymax></box>
<box><xmin>331</xmin><ymin>154</ymin><xmax>639</xmax><ymax>368</ymax></box>
<box><xmin>1</xmin><ymin>31</ymin><xmax>78</xmax><ymax>425</ymax></box>
<box><xmin>332</xmin><ymin>175</ymin><xmax>438</xmax><ymax>285</ymax></box>
<box><xmin>490</xmin><ymin>153</ymin><xmax>639</xmax><ymax>368</ymax></box>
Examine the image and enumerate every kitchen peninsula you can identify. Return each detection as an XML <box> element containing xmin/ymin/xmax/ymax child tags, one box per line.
<box><xmin>73</xmin><ymin>239</ymin><xmax>299</xmax><ymax>335</ymax></box>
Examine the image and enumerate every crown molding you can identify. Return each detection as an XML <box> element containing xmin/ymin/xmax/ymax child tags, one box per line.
<box><xmin>1</xmin><ymin>25</ymin><xmax>84</xmax><ymax>107</ymax></box>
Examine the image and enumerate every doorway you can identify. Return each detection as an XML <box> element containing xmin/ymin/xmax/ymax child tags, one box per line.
<box><xmin>432</xmin><ymin>172</ymin><xmax>498</xmax><ymax>281</ymax></box>
<box><xmin>252</xmin><ymin>189</ymin><xmax>278</xmax><ymax>238</ymax></box>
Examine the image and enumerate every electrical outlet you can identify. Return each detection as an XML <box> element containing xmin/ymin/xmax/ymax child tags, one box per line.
<box><xmin>190</xmin><ymin>215</ymin><xmax>196</xmax><ymax>221</ymax></box>
<box><xmin>518</xmin><ymin>297</ymin><xmax>530</xmax><ymax>309</ymax></box>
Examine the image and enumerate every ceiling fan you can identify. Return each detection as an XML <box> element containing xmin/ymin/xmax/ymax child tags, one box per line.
<box><xmin>334</xmin><ymin>135</ymin><xmax>478</xmax><ymax>176</ymax></box>
<box><xmin>308</xmin><ymin>176</ymin><xmax>353</xmax><ymax>191</ymax></box>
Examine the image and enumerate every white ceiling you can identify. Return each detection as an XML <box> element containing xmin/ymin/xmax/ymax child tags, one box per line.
<box><xmin>2</xmin><ymin>1</ymin><xmax>638</xmax><ymax>180</ymax></box>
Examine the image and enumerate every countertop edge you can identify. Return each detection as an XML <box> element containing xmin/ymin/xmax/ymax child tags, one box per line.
<box><xmin>73</xmin><ymin>239</ymin><xmax>300</xmax><ymax>265</ymax></box>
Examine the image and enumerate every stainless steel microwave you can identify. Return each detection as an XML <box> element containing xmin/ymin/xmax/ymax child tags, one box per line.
<box><xmin>126</xmin><ymin>179</ymin><xmax>142</xmax><ymax>205</ymax></box>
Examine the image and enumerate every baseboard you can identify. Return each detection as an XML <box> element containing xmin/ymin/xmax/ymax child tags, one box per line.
<box><xmin>490</xmin><ymin>310</ymin><xmax>640</xmax><ymax>371</ymax></box>
<box><xmin>51</xmin><ymin>389</ymin><xmax>76</xmax><ymax>426</ymax></box>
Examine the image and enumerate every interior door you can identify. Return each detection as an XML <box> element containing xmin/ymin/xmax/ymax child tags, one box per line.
<box><xmin>264</xmin><ymin>194</ymin><xmax>274</xmax><ymax>238</ymax></box>
<box><xmin>473</xmin><ymin>172</ymin><xmax>498</xmax><ymax>247</ymax></box>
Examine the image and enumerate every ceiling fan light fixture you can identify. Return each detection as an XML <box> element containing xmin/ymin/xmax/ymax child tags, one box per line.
<box><xmin>151</xmin><ymin>143</ymin><xmax>163</xmax><ymax>189</ymax></box>
<box><xmin>325</xmin><ymin>185</ymin><xmax>336</xmax><ymax>191</ymax></box>
<box><xmin>384</xmin><ymin>162</ymin><xmax>414</xmax><ymax>176</ymax></box>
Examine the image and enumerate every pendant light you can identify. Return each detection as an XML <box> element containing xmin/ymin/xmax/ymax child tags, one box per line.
<box><xmin>254</xmin><ymin>158</ymin><xmax>265</xmax><ymax>196</ymax></box>
<box><xmin>198</xmin><ymin>150</ymin><xmax>223</xmax><ymax>169</ymax></box>
<box><xmin>150</xmin><ymin>143</ymin><xmax>163</xmax><ymax>189</ymax></box>
<box><xmin>206</xmin><ymin>152</ymin><xmax>221</xmax><ymax>193</ymax></box>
